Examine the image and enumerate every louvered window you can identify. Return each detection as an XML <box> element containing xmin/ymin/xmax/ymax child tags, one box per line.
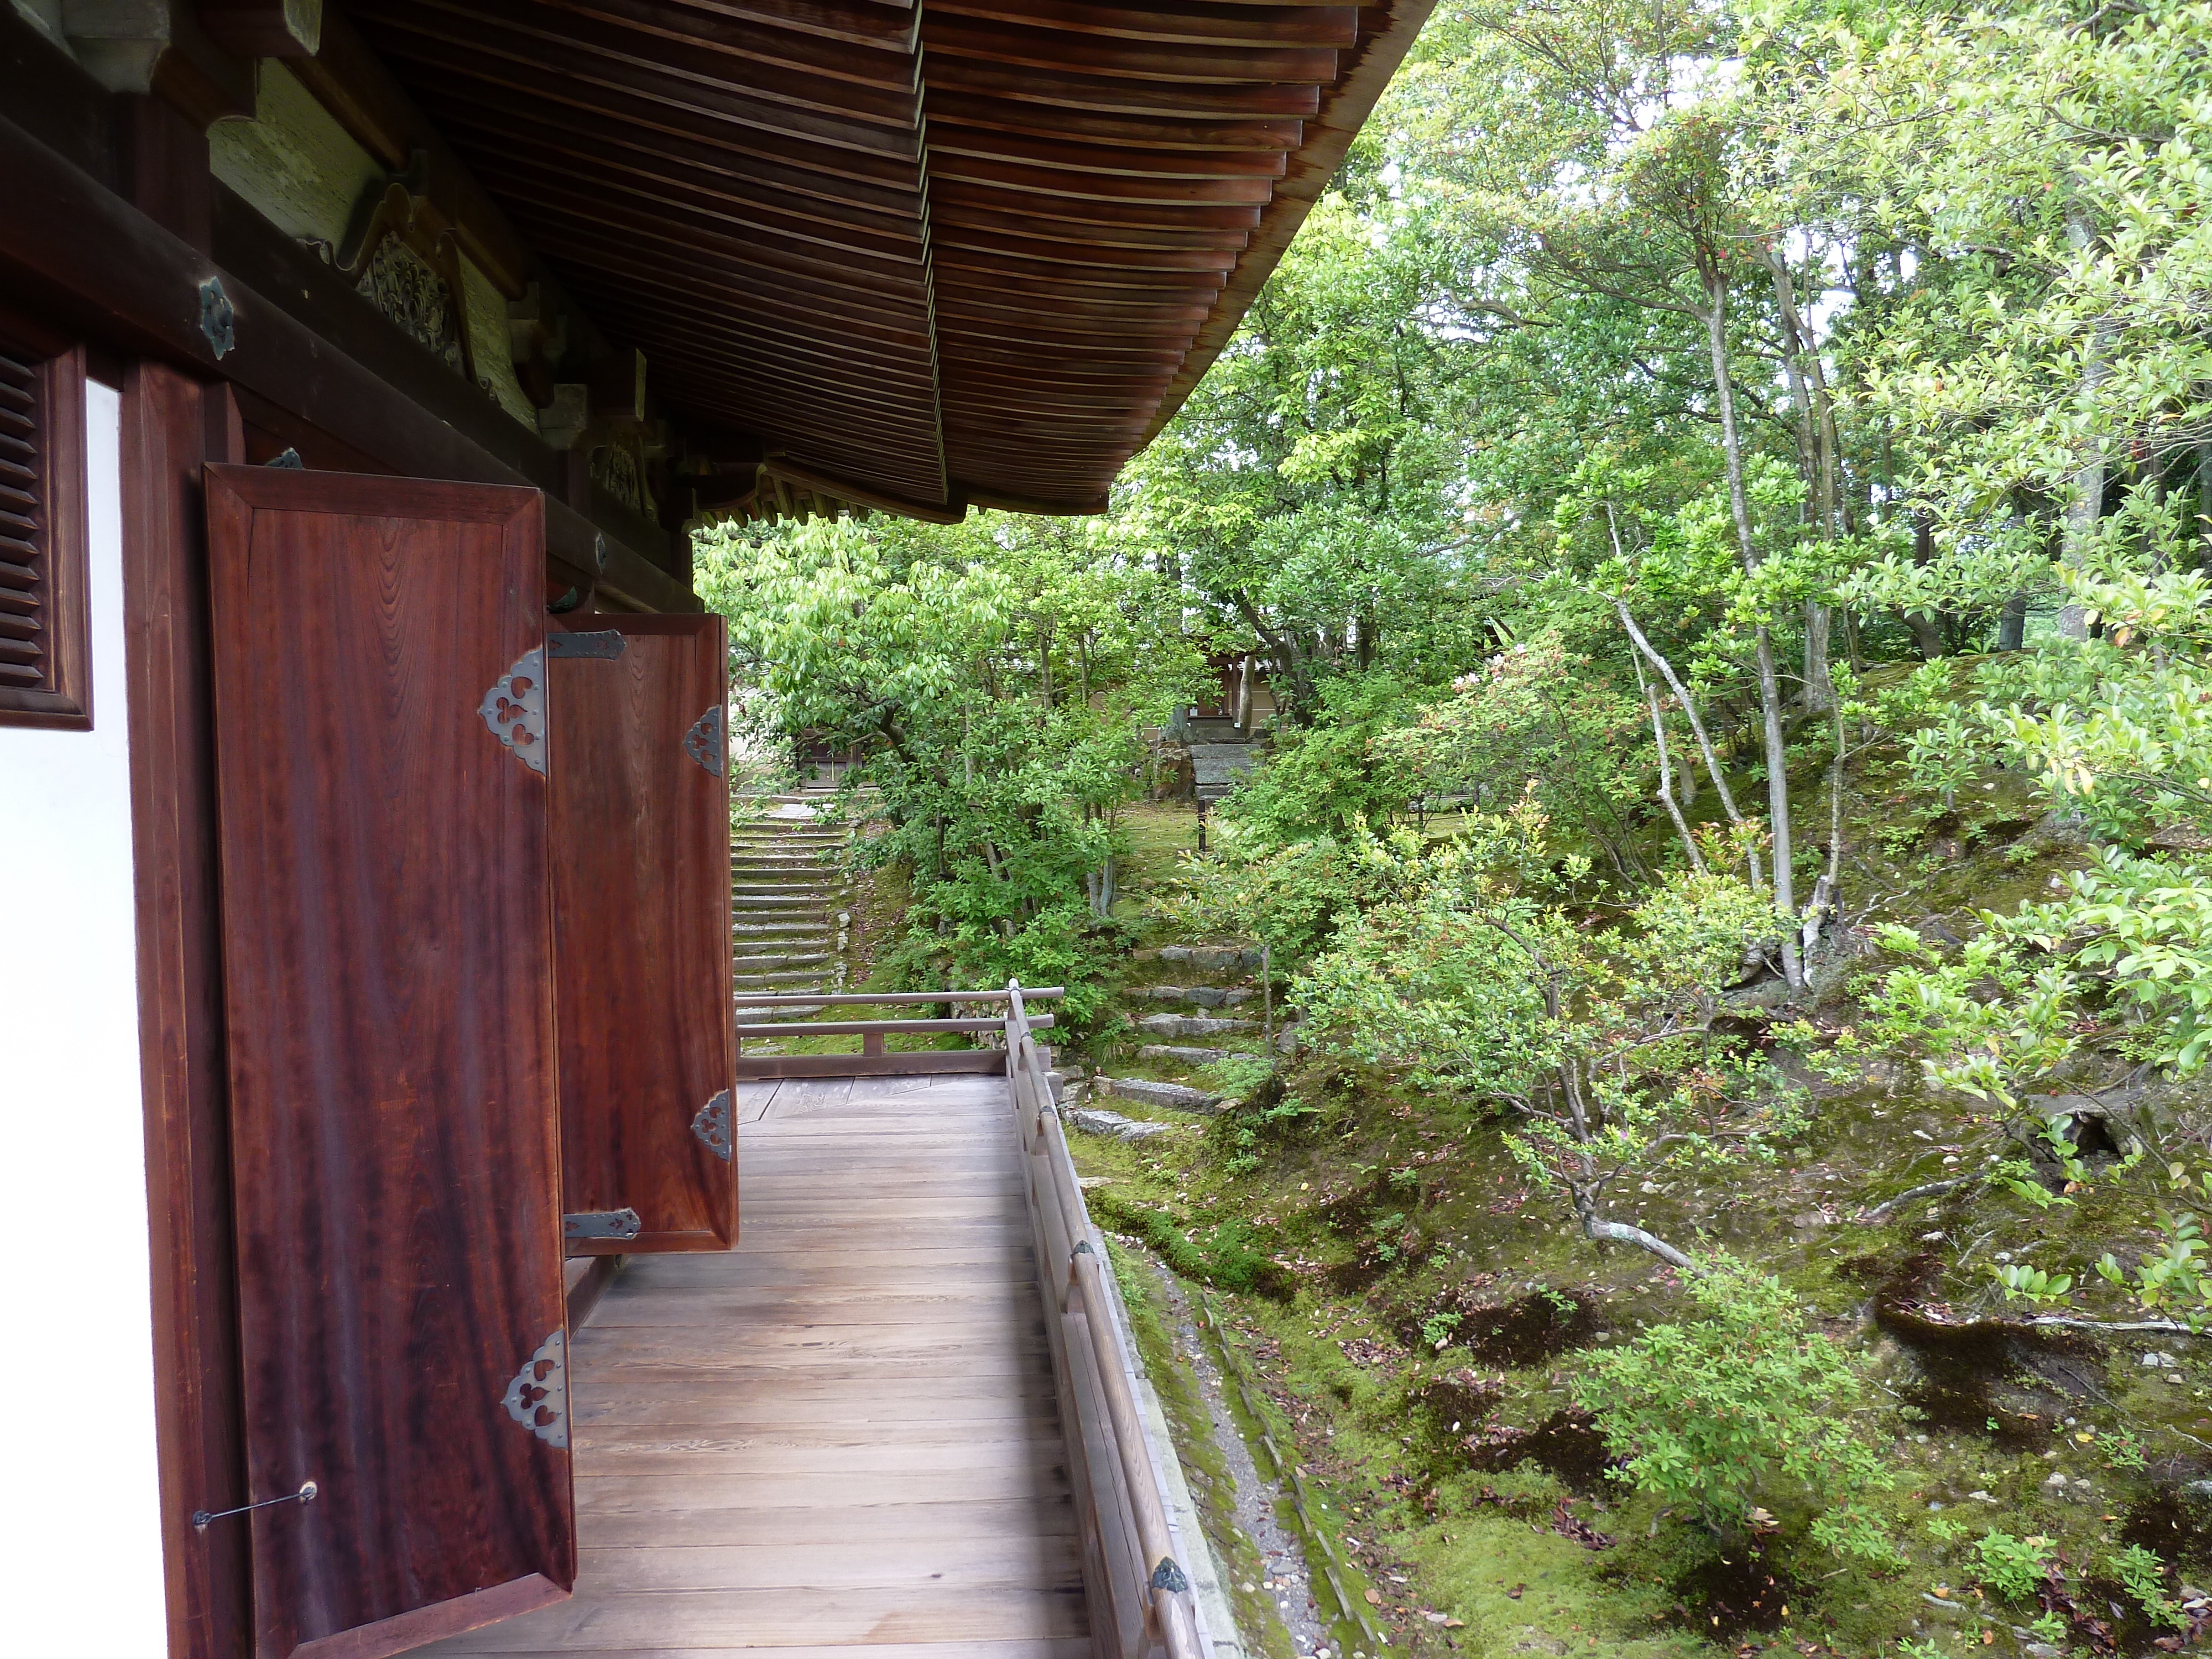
<box><xmin>0</xmin><ymin>310</ymin><xmax>88</xmax><ymax>731</ymax></box>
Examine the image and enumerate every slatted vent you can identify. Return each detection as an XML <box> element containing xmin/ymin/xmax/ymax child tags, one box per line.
<box><xmin>0</xmin><ymin>342</ymin><xmax>48</xmax><ymax>692</ymax></box>
<box><xmin>0</xmin><ymin>313</ymin><xmax>88</xmax><ymax>730</ymax></box>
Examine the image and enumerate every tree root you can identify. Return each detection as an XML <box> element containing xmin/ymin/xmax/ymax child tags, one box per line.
<box><xmin>1584</xmin><ymin>1217</ymin><xmax>1697</xmax><ymax>1271</ymax></box>
<box><xmin>1856</xmin><ymin>1175</ymin><xmax>1982</xmax><ymax>1223</ymax></box>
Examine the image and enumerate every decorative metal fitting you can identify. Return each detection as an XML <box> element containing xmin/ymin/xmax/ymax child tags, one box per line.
<box><xmin>1071</xmin><ymin>1240</ymin><xmax>1094</xmax><ymax>1259</ymax></box>
<box><xmin>192</xmin><ymin>1480</ymin><xmax>316</xmax><ymax>1531</ymax></box>
<box><xmin>500</xmin><ymin>1329</ymin><xmax>568</xmax><ymax>1448</ymax></box>
<box><xmin>478</xmin><ymin>646</ymin><xmax>547</xmax><ymax>774</ymax></box>
<box><xmin>264</xmin><ymin>448</ymin><xmax>304</xmax><ymax>469</ymax></box>
<box><xmin>198</xmin><ymin>276</ymin><xmax>236</xmax><ymax>359</ymax></box>
<box><xmin>563</xmin><ymin>1208</ymin><xmax>641</xmax><ymax>1240</ymax></box>
<box><xmin>684</xmin><ymin>705</ymin><xmax>726</xmax><ymax>778</ymax></box>
<box><xmin>591</xmin><ymin>532</ymin><xmax>611</xmax><ymax>573</ymax></box>
<box><xmin>547</xmin><ymin>586</ymin><xmax>582</xmax><ymax>615</ymax></box>
<box><xmin>1150</xmin><ymin>1557</ymin><xmax>1190</xmax><ymax>1594</ymax></box>
<box><xmin>547</xmin><ymin>629</ymin><xmax>625</xmax><ymax>659</ymax></box>
<box><xmin>692</xmin><ymin>1089</ymin><xmax>732</xmax><ymax>1161</ymax></box>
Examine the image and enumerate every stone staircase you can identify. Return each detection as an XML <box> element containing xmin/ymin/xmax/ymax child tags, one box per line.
<box><xmin>729</xmin><ymin>797</ymin><xmax>848</xmax><ymax>1015</ymax></box>
<box><xmin>1075</xmin><ymin>943</ymin><xmax>1293</xmax><ymax>1125</ymax></box>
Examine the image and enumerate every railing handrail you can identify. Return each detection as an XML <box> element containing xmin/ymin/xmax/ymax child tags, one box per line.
<box><xmin>734</xmin><ymin>1015</ymin><xmax>1055</xmax><ymax>1039</ymax></box>
<box><xmin>733</xmin><ymin>988</ymin><xmax>1067</xmax><ymax>1008</ymax></box>
<box><xmin>1003</xmin><ymin>979</ymin><xmax>1207</xmax><ymax>1659</ymax></box>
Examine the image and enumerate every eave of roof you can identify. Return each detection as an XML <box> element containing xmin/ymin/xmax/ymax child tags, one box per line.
<box><xmin>340</xmin><ymin>0</ymin><xmax>1434</xmax><ymax>520</ymax></box>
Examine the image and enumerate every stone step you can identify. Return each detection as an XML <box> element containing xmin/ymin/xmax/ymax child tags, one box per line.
<box><xmin>733</xmin><ymin>1003</ymin><xmax>825</xmax><ymax>1020</ymax></box>
<box><xmin>1065</xmin><ymin>1107</ymin><xmax>1175</xmax><ymax>1143</ymax></box>
<box><xmin>733</xmin><ymin>952</ymin><xmax>832</xmax><ymax>971</ymax></box>
<box><xmin>730</xmin><ymin>921</ymin><xmax>833</xmax><ymax>937</ymax></box>
<box><xmin>1156</xmin><ymin>944</ymin><xmax>1266</xmax><ymax>971</ymax></box>
<box><xmin>1093</xmin><ymin>1076</ymin><xmax>1219</xmax><ymax>1114</ymax></box>
<box><xmin>1137</xmin><ymin>1044</ymin><xmax>1231</xmax><ymax>1065</ymax></box>
<box><xmin>732</xmin><ymin>969</ymin><xmax>837</xmax><ymax>988</ymax></box>
<box><xmin>1135</xmin><ymin>984</ymin><xmax>1258</xmax><ymax>1009</ymax></box>
<box><xmin>729</xmin><ymin>883</ymin><xmax>839</xmax><ymax>898</ymax></box>
<box><xmin>1135</xmin><ymin>1014</ymin><xmax>1259</xmax><ymax>1039</ymax></box>
<box><xmin>728</xmin><ymin>895</ymin><xmax>835</xmax><ymax>910</ymax></box>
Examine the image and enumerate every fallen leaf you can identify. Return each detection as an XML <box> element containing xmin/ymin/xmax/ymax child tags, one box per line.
<box><xmin>1366</xmin><ymin>1588</ymin><xmax>1383</xmax><ymax>1606</ymax></box>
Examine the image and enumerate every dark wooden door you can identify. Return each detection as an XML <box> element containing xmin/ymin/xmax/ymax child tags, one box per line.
<box><xmin>204</xmin><ymin>466</ymin><xmax>573</xmax><ymax>1659</ymax></box>
<box><xmin>549</xmin><ymin>614</ymin><xmax>738</xmax><ymax>1253</ymax></box>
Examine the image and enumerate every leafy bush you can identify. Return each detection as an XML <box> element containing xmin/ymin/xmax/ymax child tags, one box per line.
<box><xmin>1970</xmin><ymin>1530</ymin><xmax>2054</xmax><ymax>1603</ymax></box>
<box><xmin>1572</xmin><ymin>1256</ymin><xmax>1895</xmax><ymax>1556</ymax></box>
<box><xmin>1214</xmin><ymin>670</ymin><xmax>1423</xmax><ymax>845</ymax></box>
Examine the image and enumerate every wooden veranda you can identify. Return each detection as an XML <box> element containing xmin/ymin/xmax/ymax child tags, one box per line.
<box><xmin>420</xmin><ymin>993</ymin><xmax>1211</xmax><ymax>1659</ymax></box>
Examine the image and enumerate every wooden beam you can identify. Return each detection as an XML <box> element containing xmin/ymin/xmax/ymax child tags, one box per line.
<box><xmin>927</xmin><ymin>128</ymin><xmax>1291</xmax><ymax>180</ymax></box>
<box><xmin>925</xmin><ymin>55</ymin><xmax>1323</xmax><ymax>118</ymax></box>
<box><xmin>382</xmin><ymin>48</ymin><xmax>925</xmax><ymax>185</ymax></box>
<box><xmin>121</xmin><ymin>363</ymin><xmax>252</xmax><ymax>1659</ymax></box>
<box><xmin>931</xmin><ymin>0</ymin><xmax>1360</xmax><ymax>47</ymax></box>
<box><xmin>920</xmin><ymin>17</ymin><xmax>1338</xmax><ymax>89</ymax></box>
<box><xmin>730</xmin><ymin>989</ymin><xmax>1068</xmax><ymax>1006</ymax></box>
<box><xmin>359</xmin><ymin>0</ymin><xmax>923</xmax><ymax>131</ymax></box>
<box><xmin>197</xmin><ymin>0</ymin><xmax>323</xmax><ymax>58</ymax></box>
<box><xmin>761</xmin><ymin>456</ymin><xmax>960</xmax><ymax>524</ymax></box>
<box><xmin>732</xmin><ymin>1051</ymin><xmax>1008</xmax><ymax>1078</ymax></box>
<box><xmin>286</xmin><ymin>6</ymin><xmax>538</xmax><ymax>295</ymax></box>
<box><xmin>0</xmin><ymin>111</ymin><xmax>693</xmax><ymax>611</ymax></box>
<box><xmin>924</xmin><ymin>93</ymin><xmax>1303</xmax><ymax>152</ymax></box>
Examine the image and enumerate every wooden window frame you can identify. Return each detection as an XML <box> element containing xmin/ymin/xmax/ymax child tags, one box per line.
<box><xmin>0</xmin><ymin>302</ymin><xmax>91</xmax><ymax>730</ymax></box>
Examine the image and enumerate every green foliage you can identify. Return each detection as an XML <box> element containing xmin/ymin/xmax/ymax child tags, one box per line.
<box><xmin>697</xmin><ymin>515</ymin><xmax>1202</xmax><ymax>1013</ymax></box>
<box><xmin>1971</xmin><ymin>1530</ymin><xmax>2056</xmax><ymax>1603</ymax></box>
<box><xmin>1215</xmin><ymin>671</ymin><xmax>1425</xmax><ymax>844</ymax></box>
<box><xmin>1292</xmin><ymin>800</ymin><xmax>1798</xmax><ymax>1256</ymax></box>
<box><xmin>1572</xmin><ymin>1256</ymin><xmax>1896</xmax><ymax>1554</ymax></box>
<box><xmin>2111</xmin><ymin>1543</ymin><xmax>2189</xmax><ymax>1629</ymax></box>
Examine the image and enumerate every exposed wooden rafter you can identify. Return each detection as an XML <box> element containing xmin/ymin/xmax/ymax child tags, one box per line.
<box><xmin>339</xmin><ymin>0</ymin><xmax>1434</xmax><ymax>520</ymax></box>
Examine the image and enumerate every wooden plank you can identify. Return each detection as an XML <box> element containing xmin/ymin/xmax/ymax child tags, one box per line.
<box><xmin>205</xmin><ymin>466</ymin><xmax>573</xmax><ymax>1657</ymax></box>
<box><xmin>551</xmin><ymin>614</ymin><xmax>738</xmax><ymax>1256</ymax></box>
<box><xmin>733</xmin><ymin>1051</ymin><xmax>1007</xmax><ymax>1077</ymax></box>
<box><xmin>420</xmin><ymin>1645</ymin><xmax>1092</xmax><ymax>1659</ymax></box>
<box><xmin>422</xmin><ymin>1583</ymin><xmax>1088</xmax><ymax>1651</ymax></box>
<box><xmin>121</xmin><ymin>364</ymin><xmax>252</xmax><ymax>1659</ymax></box>
<box><xmin>572</xmin><ymin>1501</ymin><xmax>1080</xmax><ymax>1551</ymax></box>
<box><xmin>572</xmin><ymin>1537</ymin><xmax>1081</xmax><ymax>1593</ymax></box>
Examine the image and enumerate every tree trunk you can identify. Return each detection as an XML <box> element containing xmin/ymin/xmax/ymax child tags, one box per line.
<box><xmin>2060</xmin><ymin>201</ymin><xmax>2109</xmax><ymax>640</ymax></box>
<box><xmin>1702</xmin><ymin>272</ymin><xmax>1803</xmax><ymax>988</ymax></box>
<box><xmin>1903</xmin><ymin>512</ymin><xmax>1949</xmax><ymax>660</ymax></box>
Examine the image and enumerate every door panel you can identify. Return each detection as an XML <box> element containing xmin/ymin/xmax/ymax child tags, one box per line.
<box><xmin>549</xmin><ymin>614</ymin><xmax>738</xmax><ymax>1254</ymax></box>
<box><xmin>204</xmin><ymin>466</ymin><xmax>573</xmax><ymax>1659</ymax></box>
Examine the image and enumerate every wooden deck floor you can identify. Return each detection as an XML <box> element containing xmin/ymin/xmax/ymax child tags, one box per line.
<box><xmin>422</xmin><ymin>1072</ymin><xmax>1090</xmax><ymax>1658</ymax></box>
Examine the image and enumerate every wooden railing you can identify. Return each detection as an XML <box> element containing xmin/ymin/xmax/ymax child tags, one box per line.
<box><xmin>1003</xmin><ymin>983</ymin><xmax>1209</xmax><ymax>1659</ymax></box>
<box><xmin>731</xmin><ymin>987</ymin><xmax>1060</xmax><ymax>1078</ymax></box>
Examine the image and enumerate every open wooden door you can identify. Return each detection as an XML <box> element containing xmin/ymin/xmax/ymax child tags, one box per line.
<box><xmin>547</xmin><ymin>614</ymin><xmax>738</xmax><ymax>1253</ymax></box>
<box><xmin>205</xmin><ymin>467</ymin><xmax>573</xmax><ymax>1659</ymax></box>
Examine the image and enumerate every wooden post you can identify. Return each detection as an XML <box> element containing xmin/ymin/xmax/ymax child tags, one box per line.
<box><xmin>862</xmin><ymin>1030</ymin><xmax>884</xmax><ymax>1057</ymax></box>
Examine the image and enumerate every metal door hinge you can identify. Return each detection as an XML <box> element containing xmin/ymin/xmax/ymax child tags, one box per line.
<box><xmin>692</xmin><ymin>1089</ymin><xmax>732</xmax><ymax>1161</ymax></box>
<box><xmin>547</xmin><ymin>629</ymin><xmax>625</xmax><ymax>659</ymax></box>
<box><xmin>479</xmin><ymin>646</ymin><xmax>546</xmax><ymax>773</ymax></box>
<box><xmin>500</xmin><ymin>1329</ymin><xmax>568</xmax><ymax>1448</ymax></box>
<box><xmin>564</xmin><ymin>1207</ymin><xmax>641</xmax><ymax>1240</ymax></box>
<box><xmin>684</xmin><ymin>705</ymin><xmax>726</xmax><ymax>777</ymax></box>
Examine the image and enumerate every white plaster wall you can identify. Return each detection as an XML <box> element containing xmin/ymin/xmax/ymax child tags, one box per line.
<box><xmin>0</xmin><ymin>381</ymin><xmax>170</xmax><ymax>1650</ymax></box>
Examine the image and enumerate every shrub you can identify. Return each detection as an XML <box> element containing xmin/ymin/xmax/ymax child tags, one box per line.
<box><xmin>1572</xmin><ymin>1256</ymin><xmax>1895</xmax><ymax>1557</ymax></box>
<box><xmin>1971</xmin><ymin>1530</ymin><xmax>2054</xmax><ymax>1603</ymax></box>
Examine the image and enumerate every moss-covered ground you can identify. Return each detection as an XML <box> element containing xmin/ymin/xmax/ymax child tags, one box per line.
<box><xmin>1056</xmin><ymin>758</ymin><xmax>2212</xmax><ymax>1659</ymax></box>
